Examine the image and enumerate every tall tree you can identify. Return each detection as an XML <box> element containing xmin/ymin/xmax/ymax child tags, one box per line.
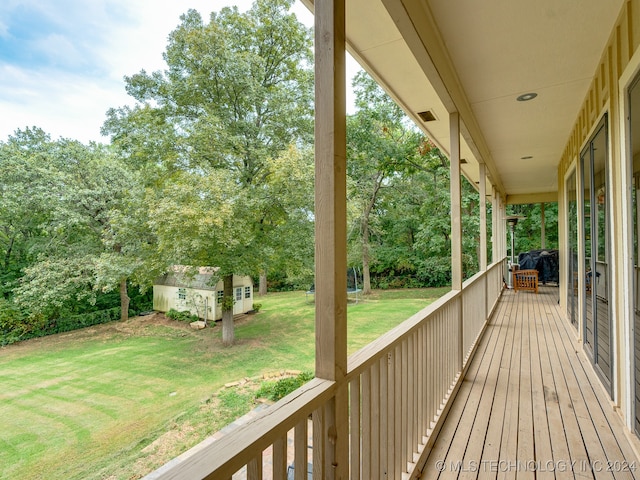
<box><xmin>103</xmin><ymin>0</ymin><xmax>314</xmax><ymax>345</ymax></box>
<box><xmin>0</xmin><ymin>128</ymin><xmax>56</xmax><ymax>299</ymax></box>
<box><xmin>347</xmin><ymin>71</ymin><xmax>426</xmax><ymax>294</ymax></box>
<box><xmin>13</xmin><ymin>139</ymin><xmax>149</xmax><ymax>321</ymax></box>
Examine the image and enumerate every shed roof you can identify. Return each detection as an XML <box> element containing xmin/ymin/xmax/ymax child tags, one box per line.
<box><xmin>155</xmin><ymin>266</ymin><xmax>220</xmax><ymax>290</ymax></box>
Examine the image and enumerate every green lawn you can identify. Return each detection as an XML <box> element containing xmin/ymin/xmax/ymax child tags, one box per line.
<box><xmin>0</xmin><ymin>288</ymin><xmax>448</xmax><ymax>479</ymax></box>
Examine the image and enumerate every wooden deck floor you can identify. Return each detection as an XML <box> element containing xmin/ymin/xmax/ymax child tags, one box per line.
<box><xmin>421</xmin><ymin>286</ymin><xmax>640</xmax><ymax>480</ymax></box>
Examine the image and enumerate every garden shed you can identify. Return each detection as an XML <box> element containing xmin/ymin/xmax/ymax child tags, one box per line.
<box><xmin>153</xmin><ymin>266</ymin><xmax>253</xmax><ymax>321</ymax></box>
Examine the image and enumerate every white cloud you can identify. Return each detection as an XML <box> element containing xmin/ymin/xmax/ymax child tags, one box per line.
<box><xmin>33</xmin><ymin>32</ymin><xmax>85</xmax><ymax>68</ymax></box>
<box><xmin>0</xmin><ymin>0</ymin><xmax>356</xmax><ymax>144</ymax></box>
<box><xmin>0</xmin><ymin>63</ymin><xmax>130</xmax><ymax>142</ymax></box>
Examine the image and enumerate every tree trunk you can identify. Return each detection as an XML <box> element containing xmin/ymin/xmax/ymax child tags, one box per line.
<box><xmin>362</xmin><ymin>215</ymin><xmax>372</xmax><ymax>295</ymax></box>
<box><xmin>259</xmin><ymin>271</ymin><xmax>267</xmax><ymax>296</ymax></box>
<box><xmin>120</xmin><ymin>278</ymin><xmax>130</xmax><ymax>321</ymax></box>
<box><xmin>222</xmin><ymin>274</ymin><xmax>234</xmax><ymax>346</ymax></box>
<box><xmin>361</xmin><ymin>174</ymin><xmax>383</xmax><ymax>296</ymax></box>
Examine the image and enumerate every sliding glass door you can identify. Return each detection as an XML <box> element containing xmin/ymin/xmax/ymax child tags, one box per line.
<box><xmin>629</xmin><ymin>72</ymin><xmax>640</xmax><ymax>435</ymax></box>
<box><xmin>567</xmin><ymin>170</ymin><xmax>578</xmax><ymax>327</ymax></box>
<box><xmin>581</xmin><ymin>115</ymin><xmax>612</xmax><ymax>396</ymax></box>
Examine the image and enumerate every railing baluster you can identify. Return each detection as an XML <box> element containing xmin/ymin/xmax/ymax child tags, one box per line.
<box><xmin>418</xmin><ymin>324</ymin><xmax>423</xmax><ymax>437</ymax></box>
<box><xmin>394</xmin><ymin>344</ymin><xmax>402</xmax><ymax>479</ymax></box>
<box><xmin>428</xmin><ymin>315</ymin><xmax>435</xmax><ymax>428</ymax></box>
<box><xmin>349</xmin><ymin>377</ymin><xmax>361</xmax><ymax>480</ymax></box>
<box><xmin>273</xmin><ymin>435</ymin><xmax>287</xmax><ymax>480</ymax></box>
<box><xmin>247</xmin><ymin>454</ymin><xmax>262</xmax><ymax>480</ymax></box>
<box><xmin>399</xmin><ymin>341</ymin><xmax>407</xmax><ymax>475</ymax></box>
<box><xmin>313</xmin><ymin>406</ymin><xmax>324</xmax><ymax>480</ymax></box>
<box><xmin>407</xmin><ymin>333</ymin><xmax>414</xmax><ymax>467</ymax></box>
<box><xmin>380</xmin><ymin>355</ymin><xmax>389</xmax><ymax>478</ymax></box>
<box><xmin>294</xmin><ymin>420</ymin><xmax>307</xmax><ymax>480</ymax></box>
<box><xmin>371</xmin><ymin>362</ymin><xmax>380</xmax><ymax>479</ymax></box>
<box><xmin>361</xmin><ymin>370</ymin><xmax>371</xmax><ymax>480</ymax></box>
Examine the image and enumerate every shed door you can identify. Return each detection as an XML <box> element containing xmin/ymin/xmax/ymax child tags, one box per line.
<box><xmin>233</xmin><ymin>287</ymin><xmax>244</xmax><ymax>315</ymax></box>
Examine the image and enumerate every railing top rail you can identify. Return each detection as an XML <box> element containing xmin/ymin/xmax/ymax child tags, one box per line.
<box><xmin>462</xmin><ymin>258</ymin><xmax>507</xmax><ymax>289</ymax></box>
<box><xmin>462</xmin><ymin>270</ymin><xmax>486</xmax><ymax>289</ymax></box>
<box><xmin>143</xmin><ymin>378</ymin><xmax>336</xmax><ymax>480</ymax></box>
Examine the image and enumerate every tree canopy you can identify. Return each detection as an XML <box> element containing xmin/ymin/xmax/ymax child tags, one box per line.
<box><xmin>103</xmin><ymin>0</ymin><xmax>314</xmax><ymax>345</ymax></box>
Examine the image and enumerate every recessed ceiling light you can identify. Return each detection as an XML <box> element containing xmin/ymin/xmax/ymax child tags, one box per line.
<box><xmin>521</xmin><ymin>155</ymin><xmax>533</xmax><ymax>160</ymax></box>
<box><xmin>517</xmin><ymin>92</ymin><xmax>537</xmax><ymax>102</ymax></box>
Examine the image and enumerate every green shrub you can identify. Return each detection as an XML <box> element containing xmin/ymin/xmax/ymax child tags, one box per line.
<box><xmin>0</xmin><ymin>298</ymin><xmax>29</xmax><ymax>336</ymax></box>
<box><xmin>166</xmin><ymin>309</ymin><xmax>198</xmax><ymax>322</ymax></box>
<box><xmin>52</xmin><ymin>307</ymin><xmax>121</xmax><ymax>333</ymax></box>
<box><xmin>415</xmin><ymin>257</ymin><xmax>451</xmax><ymax>287</ymax></box>
<box><xmin>252</xmin><ymin>303</ymin><xmax>262</xmax><ymax>312</ymax></box>
<box><xmin>0</xmin><ymin>305</ymin><xmax>122</xmax><ymax>345</ymax></box>
<box><xmin>255</xmin><ymin>371</ymin><xmax>314</xmax><ymax>402</ymax></box>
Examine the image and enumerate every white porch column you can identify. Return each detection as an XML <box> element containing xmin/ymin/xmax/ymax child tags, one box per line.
<box><xmin>314</xmin><ymin>0</ymin><xmax>348</xmax><ymax>478</ymax></box>
<box><xmin>502</xmin><ymin>199</ymin><xmax>508</xmax><ymax>260</ymax></box>
<box><xmin>541</xmin><ymin>202</ymin><xmax>546</xmax><ymax>249</ymax></box>
<box><xmin>491</xmin><ymin>185</ymin><xmax>500</xmax><ymax>263</ymax></box>
<box><xmin>450</xmin><ymin>112</ymin><xmax>464</xmax><ymax>372</ymax></box>
<box><xmin>503</xmin><ymin>199</ymin><xmax>508</xmax><ymax>258</ymax></box>
<box><xmin>450</xmin><ymin>112</ymin><xmax>463</xmax><ymax>291</ymax></box>
<box><xmin>479</xmin><ymin>163</ymin><xmax>487</xmax><ymax>271</ymax></box>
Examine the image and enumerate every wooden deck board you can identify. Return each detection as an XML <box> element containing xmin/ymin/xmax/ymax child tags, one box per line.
<box><xmin>458</xmin><ymin>291</ymin><xmax>514</xmax><ymax>480</ymax></box>
<box><xmin>476</xmin><ymin>290</ymin><xmax>518</xmax><ymax>480</ymax></box>
<box><xmin>528</xmin><ymin>291</ymin><xmax>555</xmax><ymax>480</ymax></box>
<box><xmin>497</xmin><ymin>292</ymin><xmax>522</xmax><ymax>480</ymax></box>
<box><xmin>533</xmin><ymin>288</ymin><xmax>573</xmax><ymax>480</ymax></box>
<box><xmin>421</xmin><ymin>288</ymin><xmax>515</xmax><ymax>480</ymax></box>
<box><xmin>421</xmin><ymin>287</ymin><xmax>640</xmax><ymax>480</ymax></box>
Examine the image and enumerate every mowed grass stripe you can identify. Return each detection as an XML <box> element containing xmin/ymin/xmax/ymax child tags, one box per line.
<box><xmin>0</xmin><ymin>288</ymin><xmax>447</xmax><ymax>479</ymax></box>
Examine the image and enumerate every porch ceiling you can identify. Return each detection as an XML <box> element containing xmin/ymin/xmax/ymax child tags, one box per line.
<box><xmin>302</xmin><ymin>0</ymin><xmax>623</xmax><ymax>199</ymax></box>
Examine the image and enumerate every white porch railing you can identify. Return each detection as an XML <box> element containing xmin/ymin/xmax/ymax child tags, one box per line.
<box><xmin>144</xmin><ymin>260</ymin><xmax>506</xmax><ymax>480</ymax></box>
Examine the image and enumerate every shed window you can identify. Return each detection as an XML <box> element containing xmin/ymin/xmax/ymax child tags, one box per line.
<box><xmin>244</xmin><ymin>286</ymin><xmax>251</xmax><ymax>299</ymax></box>
<box><xmin>217</xmin><ymin>291</ymin><xmax>224</xmax><ymax>303</ymax></box>
<box><xmin>178</xmin><ymin>288</ymin><xmax>186</xmax><ymax>300</ymax></box>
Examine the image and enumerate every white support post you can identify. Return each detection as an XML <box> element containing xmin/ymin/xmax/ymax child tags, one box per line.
<box><xmin>541</xmin><ymin>202</ymin><xmax>546</xmax><ymax>249</ymax></box>
<box><xmin>314</xmin><ymin>0</ymin><xmax>348</xmax><ymax>478</ymax></box>
<box><xmin>479</xmin><ymin>163</ymin><xmax>487</xmax><ymax>271</ymax></box>
<box><xmin>500</xmin><ymin>197</ymin><xmax>507</xmax><ymax>259</ymax></box>
<box><xmin>450</xmin><ymin>112</ymin><xmax>463</xmax><ymax>291</ymax></box>
<box><xmin>450</xmin><ymin>112</ymin><xmax>464</xmax><ymax>371</ymax></box>
<box><xmin>491</xmin><ymin>186</ymin><xmax>500</xmax><ymax>263</ymax></box>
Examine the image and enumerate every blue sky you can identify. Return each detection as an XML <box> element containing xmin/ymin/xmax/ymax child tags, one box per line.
<box><xmin>0</xmin><ymin>0</ymin><xmax>324</xmax><ymax>143</ymax></box>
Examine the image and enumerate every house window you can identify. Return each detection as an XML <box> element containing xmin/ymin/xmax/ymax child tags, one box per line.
<box><xmin>244</xmin><ymin>286</ymin><xmax>251</xmax><ymax>299</ymax></box>
<box><xmin>178</xmin><ymin>288</ymin><xmax>186</xmax><ymax>300</ymax></box>
<box><xmin>217</xmin><ymin>291</ymin><xmax>224</xmax><ymax>303</ymax></box>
